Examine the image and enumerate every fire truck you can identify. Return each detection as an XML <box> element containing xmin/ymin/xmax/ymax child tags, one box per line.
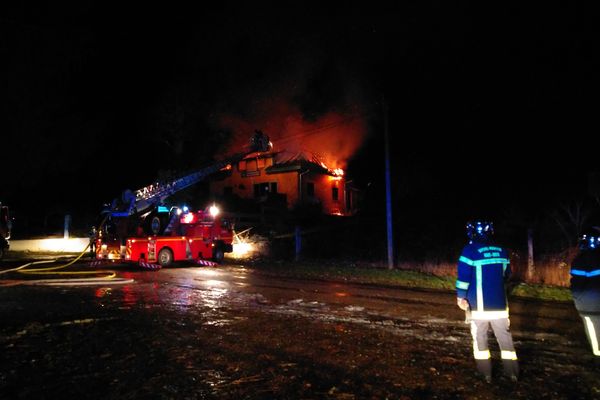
<box><xmin>116</xmin><ymin>204</ymin><xmax>233</xmax><ymax>266</ymax></box>
<box><xmin>95</xmin><ymin>131</ymin><xmax>272</xmax><ymax>266</ymax></box>
<box><xmin>0</xmin><ymin>203</ymin><xmax>11</xmax><ymax>259</ymax></box>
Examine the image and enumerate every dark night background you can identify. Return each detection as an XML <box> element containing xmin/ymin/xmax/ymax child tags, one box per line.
<box><xmin>2</xmin><ymin>3</ymin><xmax>599</xmax><ymax>259</ymax></box>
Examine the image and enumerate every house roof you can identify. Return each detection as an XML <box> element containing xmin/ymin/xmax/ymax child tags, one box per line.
<box><xmin>210</xmin><ymin>150</ymin><xmax>339</xmax><ymax>179</ymax></box>
<box><xmin>262</xmin><ymin>150</ymin><xmax>332</xmax><ymax>175</ymax></box>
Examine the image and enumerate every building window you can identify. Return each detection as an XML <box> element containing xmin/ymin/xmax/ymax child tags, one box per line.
<box><xmin>254</xmin><ymin>182</ymin><xmax>270</xmax><ymax>198</ymax></box>
<box><xmin>306</xmin><ymin>182</ymin><xmax>315</xmax><ymax>197</ymax></box>
<box><xmin>332</xmin><ymin>187</ymin><xmax>339</xmax><ymax>201</ymax></box>
<box><xmin>254</xmin><ymin>182</ymin><xmax>277</xmax><ymax>197</ymax></box>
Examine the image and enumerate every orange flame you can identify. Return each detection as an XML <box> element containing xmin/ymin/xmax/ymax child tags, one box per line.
<box><xmin>217</xmin><ymin>98</ymin><xmax>367</xmax><ymax>170</ymax></box>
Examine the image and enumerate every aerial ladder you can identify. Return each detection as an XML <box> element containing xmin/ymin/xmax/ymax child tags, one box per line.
<box><xmin>96</xmin><ymin>131</ymin><xmax>272</xmax><ymax>265</ymax></box>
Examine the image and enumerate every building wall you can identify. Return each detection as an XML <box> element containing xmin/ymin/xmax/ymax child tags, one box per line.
<box><xmin>210</xmin><ymin>167</ymin><xmax>300</xmax><ymax>209</ymax></box>
<box><xmin>302</xmin><ymin>173</ymin><xmax>346</xmax><ymax>215</ymax></box>
<box><xmin>209</xmin><ymin>155</ymin><xmax>350</xmax><ymax>215</ymax></box>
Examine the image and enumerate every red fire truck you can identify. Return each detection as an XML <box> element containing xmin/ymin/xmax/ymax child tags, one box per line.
<box><xmin>98</xmin><ymin>205</ymin><xmax>233</xmax><ymax>266</ymax></box>
<box><xmin>95</xmin><ymin>131</ymin><xmax>271</xmax><ymax>267</ymax></box>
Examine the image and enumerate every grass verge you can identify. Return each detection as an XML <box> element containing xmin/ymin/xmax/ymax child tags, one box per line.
<box><xmin>510</xmin><ymin>282</ymin><xmax>572</xmax><ymax>302</ymax></box>
<box><xmin>242</xmin><ymin>259</ymin><xmax>572</xmax><ymax>302</ymax></box>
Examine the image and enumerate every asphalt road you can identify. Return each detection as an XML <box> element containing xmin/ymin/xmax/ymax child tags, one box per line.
<box><xmin>0</xmin><ymin>257</ymin><xmax>598</xmax><ymax>399</ymax></box>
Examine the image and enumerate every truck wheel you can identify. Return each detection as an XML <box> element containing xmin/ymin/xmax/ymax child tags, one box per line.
<box><xmin>0</xmin><ymin>237</ymin><xmax>7</xmax><ymax>260</ymax></box>
<box><xmin>151</xmin><ymin>216</ymin><xmax>162</xmax><ymax>235</ymax></box>
<box><xmin>157</xmin><ymin>248</ymin><xmax>173</xmax><ymax>267</ymax></box>
<box><xmin>212</xmin><ymin>247</ymin><xmax>224</xmax><ymax>264</ymax></box>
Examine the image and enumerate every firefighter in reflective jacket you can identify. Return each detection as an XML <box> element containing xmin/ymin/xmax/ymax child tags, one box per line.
<box><xmin>570</xmin><ymin>230</ymin><xmax>600</xmax><ymax>361</ymax></box>
<box><xmin>456</xmin><ymin>220</ymin><xmax>519</xmax><ymax>382</ymax></box>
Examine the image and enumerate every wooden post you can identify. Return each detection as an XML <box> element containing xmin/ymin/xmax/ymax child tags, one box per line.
<box><xmin>64</xmin><ymin>214</ymin><xmax>71</xmax><ymax>239</ymax></box>
<box><xmin>527</xmin><ymin>228</ymin><xmax>535</xmax><ymax>280</ymax></box>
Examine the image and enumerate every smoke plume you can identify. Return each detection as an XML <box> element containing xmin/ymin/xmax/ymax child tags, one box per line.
<box><xmin>217</xmin><ymin>96</ymin><xmax>368</xmax><ymax>170</ymax></box>
<box><xmin>209</xmin><ymin>40</ymin><xmax>372</xmax><ymax>170</ymax></box>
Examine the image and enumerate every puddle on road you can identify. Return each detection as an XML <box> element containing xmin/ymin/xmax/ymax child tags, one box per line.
<box><xmin>90</xmin><ymin>274</ymin><xmax>592</xmax><ymax>376</ymax></box>
<box><xmin>3</xmin><ymin>270</ymin><xmax>598</xmax><ymax>400</ymax></box>
<box><xmin>107</xmin><ymin>279</ymin><xmax>470</xmax><ymax>347</ymax></box>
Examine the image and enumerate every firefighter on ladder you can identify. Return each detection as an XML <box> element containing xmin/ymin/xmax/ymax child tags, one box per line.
<box><xmin>455</xmin><ymin>220</ymin><xmax>519</xmax><ymax>383</ymax></box>
<box><xmin>570</xmin><ymin>229</ymin><xmax>600</xmax><ymax>365</ymax></box>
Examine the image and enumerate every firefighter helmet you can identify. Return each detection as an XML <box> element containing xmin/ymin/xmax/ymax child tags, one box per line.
<box><xmin>579</xmin><ymin>229</ymin><xmax>600</xmax><ymax>250</ymax></box>
<box><xmin>466</xmin><ymin>220</ymin><xmax>494</xmax><ymax>242</ymax></box>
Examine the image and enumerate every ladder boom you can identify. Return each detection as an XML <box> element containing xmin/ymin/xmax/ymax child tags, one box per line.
<box><xmin>108</xmin><ymin>131</ymin><xmax>272</xmax><ymax>217</ymax></box>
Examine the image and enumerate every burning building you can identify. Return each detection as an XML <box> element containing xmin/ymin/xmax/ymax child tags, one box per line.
<box><xmin>209</xmin><ymin>150</ymin><xmax>359</xmax><ymax>216</ymax></box>
<box><xmin>210</xmin><ymin>99</ymin><xmax>369</xmax><ymax>217</ymax></box>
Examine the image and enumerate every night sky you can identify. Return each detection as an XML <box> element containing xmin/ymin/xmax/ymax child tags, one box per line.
<box><xmin>2</xmin><ymin>3</ymin><xmax>599</xmax><ymax>248</ymax></box>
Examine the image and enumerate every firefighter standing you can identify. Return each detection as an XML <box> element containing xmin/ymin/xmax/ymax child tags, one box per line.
<box><xmin>570</xmin><ymin>230</ymin><xmax>600</xmax><ymax>362</ymax></box>
<box><xmin>456</xmin><ymin>220</ymin><xmax>519</xmax><ymax>383</ymax></box>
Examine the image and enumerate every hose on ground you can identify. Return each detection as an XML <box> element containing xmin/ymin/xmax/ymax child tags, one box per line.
<box><xmin>0</xmin><ymin>215</ymin><xmax>134</xmax><ymax>286</ymax></box>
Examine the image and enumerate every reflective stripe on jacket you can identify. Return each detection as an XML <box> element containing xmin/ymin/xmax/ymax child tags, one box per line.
<box><xmin>571</xmin><ymin>249</ymin><xmax>600</xmax><ymax>314</ymax></box>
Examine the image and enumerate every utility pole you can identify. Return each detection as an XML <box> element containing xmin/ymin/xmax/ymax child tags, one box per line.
<box><xmin>295</xmin><ymin>226</ymin><xmax>302</xmax><ymax>262</ymax></box>
<box><xmin>383</xmin><ymin>98</ymin><xmax>394</xmax><ymax>269</ymax></box>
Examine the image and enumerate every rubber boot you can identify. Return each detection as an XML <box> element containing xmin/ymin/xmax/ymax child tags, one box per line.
<box><xmin>476</xmin><ymin>360</ymin><xmax>492</xmax><ymax>383</ymax></box>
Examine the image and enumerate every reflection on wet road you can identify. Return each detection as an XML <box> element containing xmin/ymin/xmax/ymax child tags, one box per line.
<box><xmin>0</xmin><ymin>262</ymin><xmax>597</xmax><ymax>399</ymax></box>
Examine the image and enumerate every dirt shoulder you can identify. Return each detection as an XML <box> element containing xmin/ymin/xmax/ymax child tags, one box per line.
<box><xmin>240</xmin><ymin>258</ymin><xmax>573</xmax><ymax>303</ymax></box>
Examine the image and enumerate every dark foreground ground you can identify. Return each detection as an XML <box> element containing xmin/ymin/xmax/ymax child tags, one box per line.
<box><xmin>0</xmin><ymin>257</ymin><xmax>598</xmax><ymax>399</ymax></box>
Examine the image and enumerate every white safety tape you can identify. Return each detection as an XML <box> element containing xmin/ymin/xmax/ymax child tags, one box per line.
<box><xmin>89</xmin><ymin>260</ymin><xmax>108</xmax><ymax>268</ymax></box>
<box><xmin>138</xmin><ymin>261</ymin><xmax>162</xmax><ymax>270</ymax></box>
<box><xmin>196</xmin><ymin>259</ymin><xmax>217</xmax><ymax>267</ymax></box>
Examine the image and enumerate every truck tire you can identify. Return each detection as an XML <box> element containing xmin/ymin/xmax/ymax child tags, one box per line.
<box><xmin>0</xmin><ymin>237</ymin><xmax>7</xmax><ymax>260</ymax></box>
<box><xmin>157</xmin><ymin>248</ymin><xmax>173</xmax><ymax>267</ymax></box>
<box><xmin>144</xmin><ymin>211</ymin><xmax>170</xmax><ymax>236</ymax></box>
<box><xmin>212</xmin><ymin>247</ymin><xmax>224</xmax><ymax>264</ymax></box>
<box><xmin>150</xmin><ymin>216</ymin><xmax>162</xmax><ymax>235</ymax></box>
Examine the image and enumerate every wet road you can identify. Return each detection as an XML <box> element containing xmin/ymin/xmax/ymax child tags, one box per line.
<box><xmin>0</xmin><ymin>260</ymin><xmax>598</xmax><ymax>399</ymax></box>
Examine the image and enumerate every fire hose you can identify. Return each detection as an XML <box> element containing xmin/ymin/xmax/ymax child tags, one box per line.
<box><xmin>0</xmin><ymin>216</ymin><xmax>134</xmax><ymax>286</ymax></box>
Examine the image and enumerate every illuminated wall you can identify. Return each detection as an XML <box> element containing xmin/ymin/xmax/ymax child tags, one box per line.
<box><xmin>209</xmin><ymin>154</ymin><xmax>351</xmax><ymax>215</ymax></box>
